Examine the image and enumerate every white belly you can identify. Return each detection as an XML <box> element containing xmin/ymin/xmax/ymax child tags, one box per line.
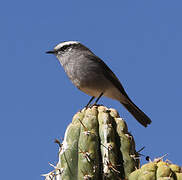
<box><xmin>80</xmin><ymin>84</ymin><xmax>127</xmax><ymax>103</ymax></box>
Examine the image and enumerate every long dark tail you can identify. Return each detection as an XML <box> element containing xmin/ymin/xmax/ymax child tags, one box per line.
<box><xmin>121</xmin><ymin>100</ymin><xmax>151</xmax><ymax>127</ymax></box>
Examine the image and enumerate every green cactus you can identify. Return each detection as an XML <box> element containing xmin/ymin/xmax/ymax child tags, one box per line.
<box><xmin>128</xmin><ymin>160</ymin><xmax>182</xmax><ymax>180</ymax></box>
<box><xmin>43</xmin><ymin>106</ymin><xmax>182</xmax><ymax>180</ymax></box>
<box><xmin>44</xmin><ymin>106</ymin><xmax>139</xmax><ymax>180</ymax></box>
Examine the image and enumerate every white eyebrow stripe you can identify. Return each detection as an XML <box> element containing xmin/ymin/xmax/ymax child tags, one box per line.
<box><xmin>54</xmin><ymin>41</ymin><xmax>80</xmax><ymax>50</ymax></box>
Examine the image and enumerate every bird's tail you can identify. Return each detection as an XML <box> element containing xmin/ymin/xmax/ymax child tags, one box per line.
<box><xmin>121</xmin><ymin>99</ymin><xmax>151</xmax><ymax>127</ymax></box>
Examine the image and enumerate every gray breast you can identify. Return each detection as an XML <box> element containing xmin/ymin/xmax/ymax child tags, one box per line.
<box><xmin>57</xmin><ymin>50</ymin><xmax>105</xmax><ymax>89</ymax></box>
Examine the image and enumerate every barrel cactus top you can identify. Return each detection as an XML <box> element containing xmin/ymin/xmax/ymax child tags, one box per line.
<box><xmin>129</xmin><ymin>159</ymin><xmax>182</xmax><ymax>180</ymax></box>
<box><xmin>43</xmin><ymin>105</ymin><xmax>139</xmax><ymax>180</ymax></box>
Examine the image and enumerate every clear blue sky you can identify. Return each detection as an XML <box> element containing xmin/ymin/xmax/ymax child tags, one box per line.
<box><xmin>0</xmin><ymin>1</ymin><xmax>182</xmax><ymax>179</ymax></box>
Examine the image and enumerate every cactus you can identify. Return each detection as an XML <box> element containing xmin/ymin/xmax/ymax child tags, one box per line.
<box><xmin>43</xmin><ymin>105</ymin><xmax>139</xmax><ymax>180</ymax></box>
<box><xmin>128</xmin><ymin>160</ymin><xmax>182</xmax><ymax>180</ymax></box>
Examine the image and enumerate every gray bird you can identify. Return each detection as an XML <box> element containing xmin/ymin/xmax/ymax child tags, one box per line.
<box><xmin>46</xmin><ymin>41</ymin><xmax>151</xmax><ymax>127</ymax></box>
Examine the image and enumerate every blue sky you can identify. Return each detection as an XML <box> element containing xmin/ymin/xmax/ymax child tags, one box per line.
<box><xmin>1</xmin><ymin>0</ymin><xmax>182</xmax><ymax>179</ymax></box>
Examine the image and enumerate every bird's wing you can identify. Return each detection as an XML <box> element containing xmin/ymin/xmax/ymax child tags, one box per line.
<box><xmin>85</xmin><ymin>54</ymin><xmax>130</xmax><ymax>100</ymax></box>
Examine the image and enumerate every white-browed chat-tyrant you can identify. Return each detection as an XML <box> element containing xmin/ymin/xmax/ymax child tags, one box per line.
<box><xmin>46</xmin><ymin>41</ymin><xmax>151</xmax><ymax>127</ymax></box>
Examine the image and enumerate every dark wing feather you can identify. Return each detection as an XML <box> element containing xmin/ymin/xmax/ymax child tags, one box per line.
<box><xmin>85</xmin><ymin>54</ymin><xmax>130</xmax><ymax>99</ymax></box>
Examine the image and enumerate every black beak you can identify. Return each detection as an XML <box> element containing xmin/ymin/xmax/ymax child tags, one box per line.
<box><xmin>46</xmin><ymin>50</ymin><xmax>55</xmax><ymax>54</ymax></box>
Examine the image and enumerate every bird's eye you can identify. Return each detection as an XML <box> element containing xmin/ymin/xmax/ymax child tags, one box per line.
<box><xmin>61</xmin><ymin>45</ymin><xmax>69</xmax><ymax>51</ymax></box>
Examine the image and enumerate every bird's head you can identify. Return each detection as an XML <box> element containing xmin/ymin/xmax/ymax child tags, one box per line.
<box><xmin>46</xmin><ymin>41</ymin><xmax>89</xmax><ymax>56</ymax></box>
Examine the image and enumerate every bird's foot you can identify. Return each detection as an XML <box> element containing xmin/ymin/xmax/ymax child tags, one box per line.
<box><xmin>85</xmin><ymin>103</ymin><xmax>103</xmax><ymax>109</ymax></box>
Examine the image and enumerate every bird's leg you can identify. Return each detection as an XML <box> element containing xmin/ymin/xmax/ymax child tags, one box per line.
<box><xmin>85</xmin><ymin>96</ymin><xmax>95</xmax><ymax>108</ymax></box>
<box><xmin>93</xmin><ymin>92</ymin><xmax>103</xmax><ymax>105</ymax></box>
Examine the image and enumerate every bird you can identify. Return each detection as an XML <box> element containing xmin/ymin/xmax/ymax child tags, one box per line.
<box><xmin>46</xmin><ymin>41</ymin><xmax>151</xmax><ymax>127</ymax></box>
